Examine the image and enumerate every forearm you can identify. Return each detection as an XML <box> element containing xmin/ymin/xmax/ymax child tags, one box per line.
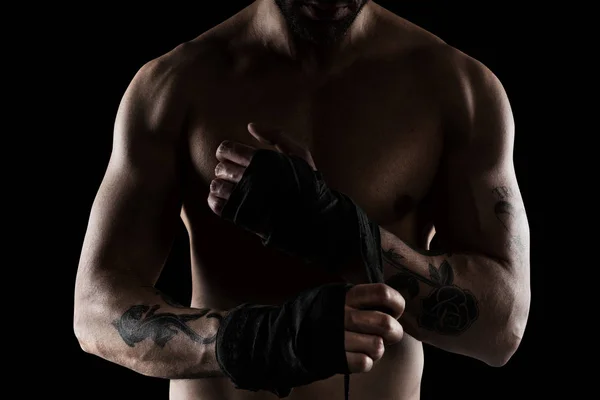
<box><xmin>74</xmin><ymin>281</ymin><xmax>226</xmax><ymax>379</ymax></box>
<box><xmin>340</xmin><ymin>228</ymin><xmax>530</xmax><ymax>367</ymax></box>
<box><xmin>383</xmin><ymin>228</ymin><xmax>529</xmax><ymax>366</ymax></box>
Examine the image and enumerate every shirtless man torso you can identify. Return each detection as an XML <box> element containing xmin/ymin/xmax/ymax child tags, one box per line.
<box><xmin>74</xmin><ymin>1</ymin><xmax>531</xmax><ymax>399</ymax></box>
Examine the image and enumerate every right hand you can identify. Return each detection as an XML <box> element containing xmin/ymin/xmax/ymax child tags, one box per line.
<box><xmin>344</xmin><ymin>283</ymin><xmax>405</xmax><ymax>373</ymax></box>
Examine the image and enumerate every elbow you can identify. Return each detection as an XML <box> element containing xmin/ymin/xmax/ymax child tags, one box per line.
<box><xmin>485</xmin><ymin>289</ymin><xmax>531</xmax><ymax>367</ymax></box>
<box><xmin>73</xmin><ymin>305</ymin><xmax>96</xmax><ymax>355</ymax></box>
<box><xmin>485</xmin><ymin>330</ymin><xmax>523</xmax><ymax>367</ymax></box>
<box><xmin>73</xmin><ymin>290</ymin><xmax>109</xmax><ymax>357</ymax></box>
<box><xmin>73</xmin><ymin>274</ymin><xmax>120</xmax><ymax>357</ymax></box>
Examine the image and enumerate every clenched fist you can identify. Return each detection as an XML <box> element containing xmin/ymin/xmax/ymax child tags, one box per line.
<box><xmin>344</xmin><ymin>283</ymin><xmax>405</xmax><ymax>373</ymax></box>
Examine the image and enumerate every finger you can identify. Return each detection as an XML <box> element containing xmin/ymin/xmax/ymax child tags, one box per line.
<box><xmin>345</xmin><ymin>331</ymin><xmax>385</xmax><ymax>362</ymax></box>
<box><xmin>345</xmin><ymin>308</ymin><xmax>404</xmax><ymax>345</ymax></box>
<box><xmin>248</xmin><ymin>122</ymin><xmax>307</xmax><ymax>158</ymax></box>
<box><xmin>246</xmin><ymin>123</ymin><xmax>279</xmax><ymax>146</ymax></box>
<box><xmin>346</xmin><ymin>283</ymin><xmax>405</xmax><ymax>319</ymax></box>
<box><xmin>247</xmin><ymin>123</ymin><xmax>316</xmax><ymax>170</ymax></box>
<box><xmin>216</xmin><ymin>140</ymin><xmax>256</xmax><ymax>167</ymax></box>
<box><xmin>207</xmin><ymin>194</ymin><xmax>226</xmax><ymax>216</ymax></box>
<box><xmin>345</xmin><ymin>352</ymin><xmax>374</xmax><ymax>374</ymax></box>
<box><xmin>215</xmin><ymin>161</ymin><xmax>246</xmax><ymax>184</ymax></box>
<box><xmin>210</xmin><ymin>179</ymin><xmax>235</xmax><ymax>200</ymax></box>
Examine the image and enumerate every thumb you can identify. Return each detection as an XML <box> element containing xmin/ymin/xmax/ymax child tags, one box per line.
<box><xmin>247</xmin><ymin>122</ymin><xmax>316</xmax><ymax>170</ymax></box>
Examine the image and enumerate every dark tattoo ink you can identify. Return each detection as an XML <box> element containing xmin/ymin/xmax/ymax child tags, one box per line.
<box><xmin>492</xmin><ymin>185</ymin><xmax>523</xmax><ymax>231</ymax></box>
<box><xmin>113</xmin><ymin>305</ymin><xmax>222</xmax><ymax>347</ymax></box>
<box><xmin>382</xmin><ymin>249</ymin><xmax>420</xmax><ymax>299</ymax></box>
<box><xmin>494</xmin><ymin>200</ymin><xmax>515</xmax><ymax>231</ymax></box>
<box><xmin>492</xmin><ymin>186</ymin><xmax>512</xmax><ymax>199</ymax></box>
<box><xmin>383</xmin><ymin>250</ymin><xmax>479</xmax><ymax>335</ymax></box>
<box><xmin>419</xmin><ymin>261</ymin><xmax>479</xmax><ymax>335</ymax></box>
<box><xmin>492</xmin><ymin>186</ymin><xmax>527</xmax><ymax>258</ymax></box>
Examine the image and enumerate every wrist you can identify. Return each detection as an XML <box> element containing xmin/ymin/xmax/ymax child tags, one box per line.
<box><xmin>215</xmin><ymin>284</ymin><xmax>351</xmax><ymax>396</ymax></box>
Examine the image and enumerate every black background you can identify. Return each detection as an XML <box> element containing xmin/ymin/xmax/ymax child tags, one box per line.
<box><xmin>55</xmin><ymin>1</ymin><xmax>548</xmax><ymax>399</ymax></box>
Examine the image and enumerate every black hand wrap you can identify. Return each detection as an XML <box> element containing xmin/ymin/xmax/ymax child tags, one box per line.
<box><xmin>215</xmin><ymin>283</ymin><xmax>352</xmax><ymax>398</ymax></box>
<box><xmin>221</xmin><ymin>149</ymin><xmax>384</xmax><ymax>284</ymax></box>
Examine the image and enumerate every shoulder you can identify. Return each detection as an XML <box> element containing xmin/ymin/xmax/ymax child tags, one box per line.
<box><xmin>117</xmin><ymin>35</ymin><xmax>228</xmax><ymax>134</ymax></box>
<box><xmin>432</xmin><ymin>47</ymin><xmax>513</xmax><ymax>144</ymax></box>
<box><xmin>412</xmin><ymin>44</ymin><xmax>507</xmax><ymax>109</ymax></box>
<box><xmin>404</xmin><ymin>43</ymin><xmax>511</xmax><ymax>143</ymax></box>
<box><xmin>374</xmin><ymin>6</ymin><xmax>513</xmax><ymax>142</ymax></box>
<box><xmin>126</xmin><ymin>36</ymin><xmax>223</xmax><ymax>104</ymax></box>
<box><xmin>411</xmin><ymin>45</ymin><xmax>514</xmax><ymax>150</ymax></box>
<box><xmin>373</xmin><ymin>4</ymin><xmax>506</xmax><ymax>105</ymax></box>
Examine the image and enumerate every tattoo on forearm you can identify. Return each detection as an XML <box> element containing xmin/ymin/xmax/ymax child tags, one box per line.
<box><xmin>382</xmin><ymin>249</ymin><xmax>420</xmax><ymax>299</ymax></box>
<box><xmin>419</xmin><ymin>262</ymin><xmax>479</xmax><ymax>335</ymax></box>
<box><xmin>113</xmin><ymin>305</ymin><xmax>222</xmax><ymax>348</ymax></box>
<box><xmin>383</xmin><ymin>249</ymin><xmax>479</xmax><ymax>335</ymax></box>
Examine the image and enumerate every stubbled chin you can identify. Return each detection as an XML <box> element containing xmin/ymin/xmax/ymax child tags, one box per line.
<box><xmin>299</xmin><ymin>4</ymin><xmax>352</xmax><ymax>21</ymax></box>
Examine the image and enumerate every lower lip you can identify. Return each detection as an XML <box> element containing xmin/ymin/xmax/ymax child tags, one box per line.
<box><xmin>300</xmin><ymin>3</ymin><xmax>351</xmax><ymax>21</ymax></box>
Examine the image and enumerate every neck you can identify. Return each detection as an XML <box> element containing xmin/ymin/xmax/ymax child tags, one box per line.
<box><xmin>250</xmin><ymin>0</ymin><xmax>376</xmax><ymax>72</ymax></box>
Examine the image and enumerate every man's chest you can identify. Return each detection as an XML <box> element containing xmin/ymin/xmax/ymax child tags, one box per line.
<box><xmin>185</xmin><ymin>72</ymin><xmax>444</xmax><ymax>223</ymax></box>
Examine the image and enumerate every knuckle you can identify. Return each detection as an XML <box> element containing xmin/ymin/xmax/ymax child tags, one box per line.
<box><xmin>217</xmin><ymin>140</ymin><xmax>232</xmax><ymax>152</ymax></box>
<box><xmin>207</xmin><ymin>196</ymin><xmax>218</xmax><ymax>211</ymax></box>
<box><xmin>374</xmin><ymin>283</ymin><xmax>389</xmax><ymax>298</ymax></box>
<box><xmin>375</xmin><ymin>283</ymin><xmax>392</xmax><ymax>303</ymax></box>
<box><xmin>379</xmin><ymin>314</ymin><xmax>395</xmax><ymax>332</ymax></box>
<box><xmin>372</xmin><ymin>337</ymin><xmax>385</xmax><ymax>358</ymax></box>
<box><xmin>214</xmin><ymin>163</ymin><xmax>223</xmax><ymax>175</ymax></box>
<box><xmin>397</xmin><ymin>323</ymin><xmax>404</xmax><ymax>341</ymax></box>
<box><xmin>356</xmin><ymin>354</ymin><xmax>371</xmax><ymax>372</ymax></box>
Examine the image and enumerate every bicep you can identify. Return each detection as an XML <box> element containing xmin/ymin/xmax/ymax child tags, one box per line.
<box><xmin>77</xmin><ymin>61</ymin><xmax>185</xmax><ymax>289</ymax></box>
<box><xmin>432</xmin><ymin>62</ymin><xmax>529</xmax><ymax>267</ymax></box>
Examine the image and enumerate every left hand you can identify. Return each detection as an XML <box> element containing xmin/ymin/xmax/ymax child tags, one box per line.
<box><xmin>207</xmin><ymin>122</ymin><xmax>317</xmax><ymax>216</ymax></box>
